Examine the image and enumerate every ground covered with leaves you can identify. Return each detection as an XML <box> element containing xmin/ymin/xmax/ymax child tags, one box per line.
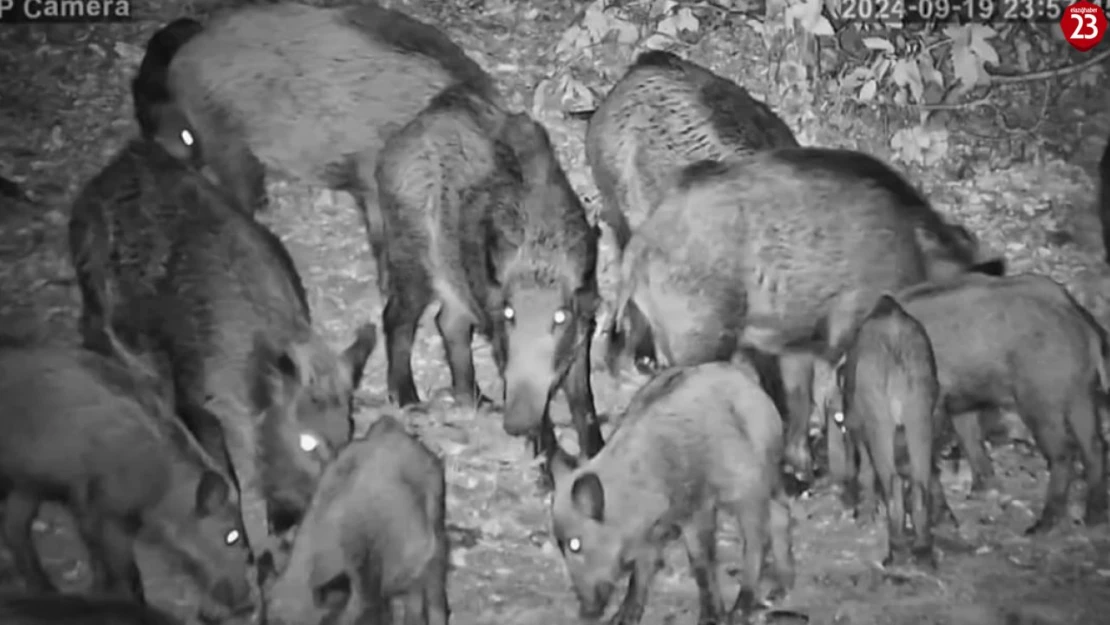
<box><xmin>0</xmin><ymin>0</ymin><xmax>1108</xmax><ymax>623</ymax></box>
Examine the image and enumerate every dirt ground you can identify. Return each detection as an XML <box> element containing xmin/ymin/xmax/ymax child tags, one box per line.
<box><xmin>0</xmin><ymin>1</ymin><xmax>1109</xmax><ymax>624</ymax></box>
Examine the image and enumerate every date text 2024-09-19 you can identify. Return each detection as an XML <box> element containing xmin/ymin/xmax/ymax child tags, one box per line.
<box><xmin>831</xmin><ymin>0</ymin><xmax>1104</xmax><ymax>23</ymax></box>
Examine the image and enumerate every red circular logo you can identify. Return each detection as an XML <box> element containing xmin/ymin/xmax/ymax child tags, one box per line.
<box><xmin>1061</xmin><ymin>1</ymin><xmax>1107</xmax><ymax>52</ymax></box>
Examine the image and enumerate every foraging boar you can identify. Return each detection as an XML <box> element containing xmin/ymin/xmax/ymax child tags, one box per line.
<box><xmin>828</xmin><ymin>274</ymin><xmax>1108</xmax><ymax>535</ymax></box>
<box><xmin>164</xmin><ymin>2</ymin><xmax>497</xmax><ymax>257</ymax></box>
<box><xmin>604</xmin><ymin>152</ymin><xmax>1005</xmax><ymax>484</ymax></box>
<box><xmin>0</xmin><ymin>334</ymin><xmax>251</xmax><ymax>621</ymax></box>
<box><xmin>263</xmin><ymin>415</ymin><xmax>448</xmax><ymax>625</ymax></box>
<box><xmin>68</xmin><ymin>135</ymin><xmax>378</xmax><ymax>575</ymax></box>
<box><xmin>835</xmin><ymin>295</ymin><xmax>952</xmax><ymax>567</ymax></box>
<box><xmin>551</xmin><ymin>363</ymin><xmax>794</xmax><ymax>624</ymax></box>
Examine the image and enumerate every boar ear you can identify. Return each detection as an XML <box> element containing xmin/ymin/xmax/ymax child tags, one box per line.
<box><xmin>571</xmin><ymin>472</ymin><xmax>605</xmax><ymax>522</ymax></box>
<box><xmin>343</xmin><ymin>322</ymin><xmax>378</xmax><ymax>390</ymax></box>
<box><xmin>252</xmin><ymin>332</ymin><xmax>313</xmax><ymax>393</ymax></box>
<box><xmin>195</xmin><ymin>470</ymin><xmax>231</xmax><ymax>516</ymax></box>
<box><xmin>276</xmin><ymin>345</ymin><xmax>309</xmax><ymax>383</ymax></box>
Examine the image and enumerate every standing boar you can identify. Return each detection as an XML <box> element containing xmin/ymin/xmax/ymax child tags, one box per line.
<box><xmin>605</xmin><ymin>152</ymin><xmax>1005</xmax><ymax>480</ymax></box>
<box><xmin>495</xmin><ymin>116</ymin><xmax>604</xmax><ymax>460</ymax></box>
<box><xmin>825</xmin><ymin>274</ymin><xmax>1108</xmax><ymax>534</ymax></box>
<box><xmin>583</xmin><ymin>49</ymin><xmax>798</xmax><ymax>252</ymax></box>
<box><xmin>0</xmin><ymin>334</ymin><xmax>251</xmax><ymax>621</ymax></box>
<box><xmin>0</xmin><ymin>594</ymin><xmax>188</xmax><ymax>625</ymax></box>
<box><xmin>373</xmin><ymin>84</ymin><xmax>519</xmax><ymax>409</ymax></box>
<box><xmin>263</xmin><ymin>415</ymin><xmax>448</xmax><ymax>625</ymax></box>
<box><xmin>895</xmin><ymin>274</ymin><xmax>1107</xmax><ymax>534</ymax></box>
<box><xmin>584</xmin><ymin>51</ymin><xmax>930</xmax><ymax>493</ymax></box>
<box><xmin>550</xmin><ymin>363</ymin><xmax>795</xmax><ymax>624</ymax></box>
<box><xmin>67</xmin><ymin>135</ymin><xmax>379</xmax><ymax>581</ymax></box>
<box><xmin>588</xmin><ymin>49</ymin><xmax>798</xmax><ymax>377</ymax></box>
<box><xmin>162</xmin><ymin>2</ymin><xmax>498</xmax><ymax>272</ymax></box>
<box><xmin>376</xmin><ymin>83</ymin><xmax>604</xmax><ymax>459</ymax></box>
<box><xmin>835</xmin><ymin>295</ymin><xmax>951</xmax><ymax>567</ymax></box>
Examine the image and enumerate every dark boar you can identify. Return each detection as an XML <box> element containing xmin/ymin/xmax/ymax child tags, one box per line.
<box><xmin>164</xmin><ymin>1</ymin><xmax>498</xmax><ymax>267</ymax></box>
<box><xmin>585</xmin><ymin>57</ymin><xmax>997</xmax><ymax>490</ymax></box>
<box><xmin>375</xmin><ymin>83</ymin><xmax>604</xmax><ymax>459</ymax></box>
<box><xmin>590</xmin><ymin>50</ymin><xmax>797</xmax><ymax>374</ymax></box>
<box><xmin>1100</xmin><ymin>134</ymin><xmax>1110</xmax><ymax>264</ymax></box>
<box><xmin>374</xmin><ymin>85</ymin><xmax>517</xmax><ymax>409</ymax></box>
<box><xmin>834</xmin><ymin>295</ymin><xmax>951</xmax><ymax>568</ymax></box>
<box><xmin>496</xmin><ymin>117</ymin><xmax>605</xmax><ymax>460</ymax></box>
<box><xmin>893</xmin><ymin>273</ymin><xmax>1108</xmax><ymax>534</ymax></box>
<box><xmin>67</xmin><ymin>136</ymin><xmax>379</xmax><ymax>573</ymax></box>
<box><xmin>585</xmin><ymin>51</ymin><xmax>816</xmax><ymax>487</ymax></box>
<box><xmin>605</xmin><ymin>152</ymin><xmax>1006</xmax><ymax>482</ymax></box>
<box><xmin>0</xmin><ymin>335</ymin><xmax>251</xmax><ymax>621</ymax></box>
<box><xmin>0</xmin><ymin>594</ymin><xmax>187</xmax><ymax>625</ymax></box>
<box><xmin>262</xmin><ymin>415</ymin><xmax>448</xmax><ymax>625</ymax></box>
<box><xmin>132</xmin><ymin>18</ymin><xmax>205</xmax><ymax>168</ymax></box>
<box><xmin>550</xmin><ymin>363</ymin><xmax>794</xmax><ymax>625</ymax></box>
<box><xmin>584</xmin><ymin>49</ymin><xmax>798</xmax><ymax>253</ymax></box>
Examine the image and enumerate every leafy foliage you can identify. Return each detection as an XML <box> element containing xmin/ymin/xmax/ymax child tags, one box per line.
<box><xmin>538</xmin><ymin>0</ymin><xmax>1105</xmax><ymax>166</ymax></box>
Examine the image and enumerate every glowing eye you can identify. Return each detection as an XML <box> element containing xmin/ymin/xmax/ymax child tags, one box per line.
<box><xmin>833</xmin><ymin>411</ymin><xmax>845</xmax><ymax>424</ymax></box>
<box><xmin>553</xmin><ymin>309</ymin><xmax>568</xmax><ymax>325</ymax></box>
<box><xmin>225</xmin><ymin>529</ymin><xmax>240</xmax><ymax>545</ymax></box>
<box><xmin>299</xmin><ymin>433</ymin><xmax>320</xmax><ymax>452</ymax></box>
<box><xmin>567</xmin><ymin>537</ymin><xmax>582</xmax><ymax>553</ymax></box>
<box><xmin>503</xmin><ymin>306</ymin><xmax>515</xmax><ymax>320</ymax></box>
<box><xmin>180</xmin><ymin>129</ymin><xmax>195</xmax><ymax>147</ymax></box>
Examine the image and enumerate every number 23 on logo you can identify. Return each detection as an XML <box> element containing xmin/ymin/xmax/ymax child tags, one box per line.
<box><xmin>1061</xmin><ymin>1</ymin><xmax>1107</xmax><ymax>52</ymax></box>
